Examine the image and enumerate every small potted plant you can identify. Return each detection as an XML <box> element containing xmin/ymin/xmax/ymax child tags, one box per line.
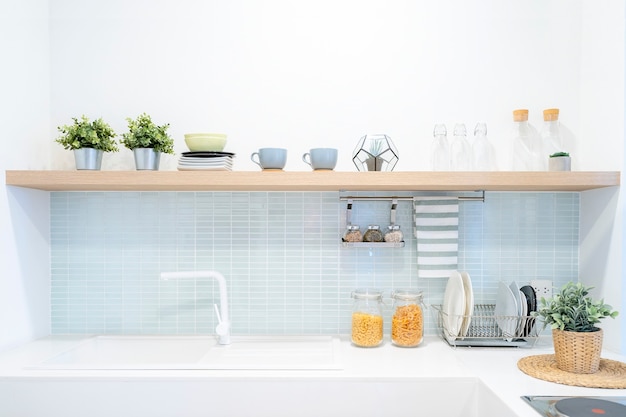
<box><xmin>365</xmin><ymin>137</ymin><xmax>385</xmax><ymax>171</ymax></box>
<box><xmin>120</xmin><ymin>113</ymin><xmax>174</xmax><ymax>170</ymax></box>
<box><xmin>352</xmin><ymin>134</ymin><xmax>399</xmax><ymax>171</ymax></box>
<box><xmin>548</xmin><ymin>151</ymin><xmax>571</xmax><ymax>171</ymax></box>
<box><xmin>534</xmin><ymin>282</ymin><xmax>618</xmax><ymax>374</ymax></box>
<box><xmin>56</xmin><ymin>115</ymin><xmax>118</xmax><ymax>170</ymax></box>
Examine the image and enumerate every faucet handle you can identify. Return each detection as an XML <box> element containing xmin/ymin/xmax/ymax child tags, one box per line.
<box><xmin>213</xmin><ymin>304</ymin><xmax>223</xmax><ymax>323</ymax></box>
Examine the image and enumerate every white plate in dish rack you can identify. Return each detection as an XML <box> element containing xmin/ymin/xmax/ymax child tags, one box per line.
<box><xmin>508</xmin><ymin>281</ymin><xmax>524</xmax><ymax>317</ymax></box>
<box><xmin>495</xmin><ymin>281</ymin><xmax>519</xmax><ymax>339</ymax></box>
<box><xmin>459</xmin><ymin>271</ymin><xmax>474</xmax><ymax>338</ymax></box>
<box><xmin>517</xmin><ymin>289</ymin><xmax>528</xmax><ymax>336</ymax></box>
<box><xmin>442</xmin><ymin>271</ymin><xmax>466</xmax><ymax>337</ymax></box>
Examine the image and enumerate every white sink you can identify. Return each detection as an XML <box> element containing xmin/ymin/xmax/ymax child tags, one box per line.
<box><xmin>198</xmin><ymin>335</ymin><xmax>342</xmax><ymax>369</ymax></box>
<box><xmin>31</xmin><ymin>335</ymin><xmax>342</xmax><ymax>370</ymax></box>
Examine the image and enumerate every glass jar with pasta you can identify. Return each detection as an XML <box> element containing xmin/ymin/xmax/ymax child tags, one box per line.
<box><xmin>351</xmin><ymin>289</ymin><xmax>384</xmax><ymax>347</ymax></box>
<box><xmin>391</xmin><ymin>290</ymin><xmax>424</xmax><ymax>347</ymax></box>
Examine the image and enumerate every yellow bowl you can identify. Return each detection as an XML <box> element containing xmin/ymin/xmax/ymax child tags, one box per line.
<box><xmin>184</xmin><ymin>133</ymin><xmax>227</xmax><ymax>152</ymax></box>
<box><xmin>184</xmin><ymin>132</ymin><xmax>227</xmax><ymax>139</ymax></box>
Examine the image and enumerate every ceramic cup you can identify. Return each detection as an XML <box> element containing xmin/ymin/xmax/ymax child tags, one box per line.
<box><xmin>251</xmin><ymin>148</ymin><xmax>288</xmax><ymax>170</ymax></box>
<box><xmin>302</xmin><ymin>148</ymin><xmax>338</xmax><ymax>170</ymax></box>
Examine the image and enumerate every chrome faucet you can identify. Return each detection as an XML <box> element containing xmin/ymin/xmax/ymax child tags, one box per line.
<box><xmin>160</xmin><ymin>270</ymin><xmax>231</xmax><ymax>345</ymax></box>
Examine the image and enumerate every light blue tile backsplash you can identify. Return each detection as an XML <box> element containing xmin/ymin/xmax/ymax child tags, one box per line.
<box><xmin>50</xmin><ymin>191</ymin><xmax>579</xmax><ymax>336</ymax></box>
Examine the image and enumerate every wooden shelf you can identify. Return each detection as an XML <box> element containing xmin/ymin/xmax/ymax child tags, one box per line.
<box><xmin>4</xmin><ymin>170</ymin><xmax>620</xmax><ymax>192</ymax></box>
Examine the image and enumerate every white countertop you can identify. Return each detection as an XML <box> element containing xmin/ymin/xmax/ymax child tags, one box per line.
<box><xmin>0</xmin><ymin>334</ymin><xmax>625</xmax><ymax>417</ymax></box>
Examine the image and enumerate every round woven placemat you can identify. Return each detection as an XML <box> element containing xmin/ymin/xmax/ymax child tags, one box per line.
<box><xmin>518</xmin><ymin>354</ymin><xmax>626</xmax><ymax>389</ymax></box>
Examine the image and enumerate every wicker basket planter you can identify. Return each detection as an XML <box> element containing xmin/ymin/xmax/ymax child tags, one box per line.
<box><xmin>552</xmin><ymin>328</ymin><xmax>603</xmax><ymax>374</ymax></box>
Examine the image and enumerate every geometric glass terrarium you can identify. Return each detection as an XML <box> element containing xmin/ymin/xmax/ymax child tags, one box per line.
<box><xmin>352</xmin><ymin>134</ymin><xmax>399</xmax><ymax>171</ymax></box>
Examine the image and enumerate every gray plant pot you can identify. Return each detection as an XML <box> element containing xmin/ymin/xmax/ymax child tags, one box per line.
<box><xmin>133</xmin><ymin>148</ymin><xmax>161</xmax><ymax>170</ymax></box>
<box><xmin>548</xmin><ymin>156</ymin><xmax>571</xmax><ymax>171</ymax></box>
<box><xmin>365</xmin><ymin>156</ymin><xmax>385</xmax><ymax>171</ymax></box>
<box><xmin>74</xmin><ymin>148</ymin><xmax>103</xmax><ymax>170</ymax></box>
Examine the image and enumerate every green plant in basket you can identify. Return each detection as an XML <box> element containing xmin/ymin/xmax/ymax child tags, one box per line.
<box><xmin>533</xmin><ymin>282</ymin><xmax>618</xmax><ymax>332</ymax></box>
<box><xmin>56</xmin><ymin>115</ymin><xmax>118</xmax><ymax>152</ymax></box>
<box><xmin>120</xmin><ymin>113</ymin><xmax>174</xmax><ymax>154</ymax></box>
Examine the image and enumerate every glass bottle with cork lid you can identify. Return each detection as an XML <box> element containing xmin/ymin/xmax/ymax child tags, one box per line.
<box><xmin>351</xmin><ymin>289</ymin><xmax>384</xmax><ymax>347</ymax></box>
<box><xmin>391</xmin><ymin>289</ymin><xmax>425</xmax><ymax>347</ymax></box>
<box><xmin>541</xmin><ymin>108</ymin><xmax>563</xmax><ymax>169</ymax></box>
<box><xmin>511</xmin><ymin>109</ymin><xmax>540</xmax><ymax>171</ymax></box>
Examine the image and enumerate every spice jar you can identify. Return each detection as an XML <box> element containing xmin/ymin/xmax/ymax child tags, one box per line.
<box><xmin>343</xmin><ymin>225</ymin><xmax>363</xmax><ymax>242</ymax></box>
<box><xmin>351</xmin><ymin>289</ymin><xmax>384</xmax><ymax>347</ymax></box>
<box><xmin>363</xmin><ymin>225</ymin><xmax>383</xmax><ymax>242</ymax></box>
<box><xmin>384</xmin><ymin>225</ymin><xmax>404</xmax><ymax>243</ymax></box>
<box><xmin>391</xmin><ymin>290</ymin><xmax>425</xmax><ymax>347</ymax></box>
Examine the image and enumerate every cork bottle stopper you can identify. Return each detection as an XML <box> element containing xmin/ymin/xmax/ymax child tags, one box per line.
<box><xmin>513</xmin><ymin>109</ymin><xmax>529</xmax><ymax>122</ymax></box>
<box><xmin>543</xmin><ymin>108</ymin><xmax>559</xmax><ymax>121</ymax></box>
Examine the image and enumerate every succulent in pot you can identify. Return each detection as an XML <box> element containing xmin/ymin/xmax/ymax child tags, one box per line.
<box><xmin>56</xmin><ymin>115</ymin><xmax>118</xmax><ymax>170</ymax></box>
<box><xmin>352</xmin><ymin>134</ymin><xmax>399</xmax><ymax>172</ymax></box>
<box><xmin>548</xmin><ymin>151</ymin><xmax>571</xmax><ymax>171</ymax></box>
<box><xmin>121</xmin><ymin>113</ymin><xmax>174</xmax><ymax>170</ymax></box>
<box><xmin>533</xmin><ymin>282</ymin><xmax>618</xmax><ymax>373</ymax></box>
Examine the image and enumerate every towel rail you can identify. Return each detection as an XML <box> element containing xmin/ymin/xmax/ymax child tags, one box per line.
<box><xmin>339</xmin><ymin>191</ymin><xmax>485</xmax><ymax>202</ymax></box>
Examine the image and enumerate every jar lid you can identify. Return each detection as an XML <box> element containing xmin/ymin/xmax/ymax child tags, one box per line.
<box><xmin>367</xmin><ymin>224</ymin><xmax>380</xmax><ymax>230</ymax></box>
<box><xmin>391</xmin><ymin>289</ymin><xmax>423</xmax><ymax>301</ymax></box>
<box><xmin>513</xmin><ymin>109</ymin><xmax>529</xmax><ymax>122</ymax></box>
<box><xmin>351</xmin><ymin>288</ymin><xmax>383</xmax><ymax>300</ymax></box>
<box><xmin>346</xmin><ymin>224</ymin><xmax>360</xmax><ymax>230</ymax></box>
<box><xmin>543</xmin><ymin>108</ymin><xmax>560</xmax><ymax>121</ymax></box>
<box><xmin>387</xmin><ymin>225</ymin><xmax>401</xmax><ymax>230</ymax></box>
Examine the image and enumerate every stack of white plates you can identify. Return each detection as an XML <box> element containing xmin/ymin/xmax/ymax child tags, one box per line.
<box><xmin>177</xmin><ymin>151</ymin><xmax>235</xmax><ymax>171</ymax></box>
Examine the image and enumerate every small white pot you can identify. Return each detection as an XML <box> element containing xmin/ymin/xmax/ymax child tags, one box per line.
<box><xmin>548</xmin><ymin>156</ymin><xmax>571</xmax><ymax>171</ymax></box>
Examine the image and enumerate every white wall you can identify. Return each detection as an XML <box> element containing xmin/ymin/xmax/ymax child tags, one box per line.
<box><xmin>0</xmin><ymin>0</ymin><xmax>52</xmax><ymax>351</ymax></box>
<box><xmin>49</xmin><ymin>0</ymin><xmax>587</xmax><ymax>172</ymax></box>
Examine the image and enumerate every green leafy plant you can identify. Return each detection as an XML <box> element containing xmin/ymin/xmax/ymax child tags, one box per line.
<box><xmin>120</xmin><ymin>113</ymin><xmax>174</xmax><ymax>154</ymax></box>
<box><xmin>550</xmin><ymin>151</ymin><xmax>570</xmax><ymax>158</ymax></box>
<box><xmin>533</xmin><ymin>282</ymin><xmax>618</xmax><ymax>332</ymax></box>
<box><xmin>56</xmin><ymin>115</ymin><xmax>118</xmax><ymax>152</ymax></box>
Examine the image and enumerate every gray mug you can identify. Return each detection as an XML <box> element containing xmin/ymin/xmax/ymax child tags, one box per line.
<box><xmin>302</xmin><ymin>148</ymin><xmax>338</xmax><ymax>170</ymax></box>
<box><xmin>251</xmin><ymin>148</ymin><xmax>287</xmax><ymax>170</ymax></box>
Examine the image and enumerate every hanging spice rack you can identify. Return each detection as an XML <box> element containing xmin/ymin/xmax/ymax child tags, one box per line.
<box><xmin>339</xmin><ymin>192</ymin><xmax>485</xmax><ymax>248</ymax></box>
<box><xmin>341</xmin><ymin>197</ymin><xmax>405</xmax><ymax>248</ymax></box>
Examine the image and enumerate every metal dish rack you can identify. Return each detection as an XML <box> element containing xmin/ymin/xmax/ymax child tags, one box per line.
<box><xmin>432</xmin><ymin>304</ymin><xmax>540</xmax><ymax>347</ymax></box>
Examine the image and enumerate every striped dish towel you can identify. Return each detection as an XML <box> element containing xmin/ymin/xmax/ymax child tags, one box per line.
<box><xmin>414</xmin><ymin>196</ymin><xmax>459</xmax><ymax>279</ymax></box>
